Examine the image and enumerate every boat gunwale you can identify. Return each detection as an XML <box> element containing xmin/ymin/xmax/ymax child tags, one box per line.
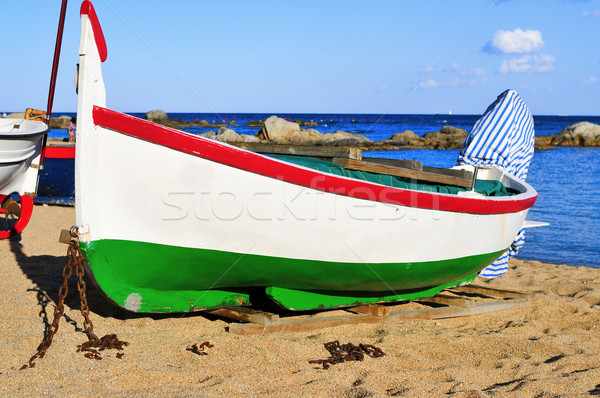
<box><xmin>0</xmin><ymin>119</ymin><xmax>50</xmax><ymax>138</ymax></box>
<box><xmin>90</xmin><ymin>105</ymin><xmax>537</xmax><ymax>216</ymax></box>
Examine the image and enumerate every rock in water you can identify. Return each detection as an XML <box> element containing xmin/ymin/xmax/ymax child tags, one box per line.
<box><xmin>387</xmin><ymin>130</ymin><xmax>422</xmax><ymax>145</ymax></box>
<box><xmin>320</xmin><ymin>130</ymin><xmax>372</xmax><ymax>146</ymax></box>
<box><xmin>261</xmin><ymin>116</ymin><xmax>301</xmax><ymax>142</ymax></box>
<box><xmin>422</xmin><ymin>126</ymin><xmax>467</xmax><ymax>149</ymax></box>
<box><xmin>146</xmin><ymin>110</ymin><xmax>168</xmax><ymax>123</ymax></box>
<box><xmin>199</xmin><ymin>131</ymin><xmax>217</xmax><ymax>140</ymax></box>
<box><xmin>215</xmin><ymin>127</ymin><xmax>244</xmax><ymax>142</ymax></box>
<box><xmin>551</xmin><ymin>122</ymin><xmax>600</xmax><ymax>146</ymax></box>
<box><xmin>288</xmin><ymin>128</ymin><xmax>323</xmax><ymax>145</ymax></box>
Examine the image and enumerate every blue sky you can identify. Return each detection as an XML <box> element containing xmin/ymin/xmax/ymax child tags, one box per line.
<box><xmin>1</xmin><ymin>0</ymin><xmax>599</xmax><ymax>115</ymax></box>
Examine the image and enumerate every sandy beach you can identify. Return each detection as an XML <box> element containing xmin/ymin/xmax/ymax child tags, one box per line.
<box><xmin>1</xmin><ymin>205</ymin><xmax>599</xmax><ymax>397</ymax></box>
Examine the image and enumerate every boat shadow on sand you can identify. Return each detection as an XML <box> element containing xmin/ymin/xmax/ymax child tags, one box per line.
<box><xmin>6</xmin><ymin>235</ymin><xmax>232</xmax><ymax>329</ymax></box>
<box><xmin>7</xmin><ymin>234</ymin><xmax>309</xmax><ymax>333</ymax></box>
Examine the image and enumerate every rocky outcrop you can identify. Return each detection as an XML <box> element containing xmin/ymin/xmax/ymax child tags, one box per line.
<box><xmin>132</xmin><ymin>112</ymin><xmax>600</xmax><ymax>149</ymax></box>
<box><xmin>199</xmin><ymin>130</ymin><xmax>217</xmax><ymax>140</ymax></box>
<box><xmin>534</xmin><ymin>137</ymin><xmax>555</xmax><ymax>150</ymax></box>
<box><xmin>380</xmin><ymin>130</ymin><xmax>428</xmax><ymax>148</ymax></box>
<box><xmin>216</xmin><ymin>127</ymin><xmax>243</xmax><ymax>142</ymax></box>
<box><xmin>257</xmin><ymin>116</ymin><xmax>301</xmax><ymax>142</ymax></box>
<box><xmin>49</xmin><ymin>115</ymin><xmax>72</xmax><ymax>129</ymax></box>
<box><xmin>200</xmin><ymin>127</ymin><xmax>259</xmax><ymax>143</ymax></box>
<box><xmin>255</xmin><ymin>117</ymin><xmax>324</xmax><ymax>144</ymax></box>
<box><xmin>146</xmin><ymin>110</ymin><xmax>168</xmax><ymax>123</ymax></box>
<box><xmin>195</xmin><ymin>120</ymin><xmax>212</xmax><ymax>127</ymax></box>
<box><xmin>286</xmin><ymin>128</ymin><xmax>323</xmax><ymax>145</ymax></box>
<box><xmin>421</xmin><ymin>126</ymin><xmax>467</xmax><ymax>149</ymax></box>
<box><xmin>541</xmin><ymin>122</ymin><xmax>600</xmax><ymax>147</ymax></box>
<box><xmin>253</xmin><ymin>116</ymin><xmax>373</xmax><ymax>146</ymax></box>
<box><xmin>294</xmin><ymin>119</ymin><xmax>317</xmax><ymax>127</ymax></box>
<box><xmin>320</xmin><ymin>130</ymin><xmax>372</xmax><ymax>146</ymax></box>
<box><xmin>387</xmin><ymin>130</ymin><xmax>422</xmax><ymax>145</ymax></box>
<box><xmin>145</xmin><ymin>110</ymin><xmax>179</xmax><ymax>128</ymax></box>
<box><xmin>376</xmin><ymin>126</ymin><xmax>467</xmax><ymax>149</ymax></box>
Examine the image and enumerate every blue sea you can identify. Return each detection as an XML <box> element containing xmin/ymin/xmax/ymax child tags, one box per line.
<box><xmin>45</xmin><ymin>112</ymin><xmax>600</xmax><ymax>269</ymax></box>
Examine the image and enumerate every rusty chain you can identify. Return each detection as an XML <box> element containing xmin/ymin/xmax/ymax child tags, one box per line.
<box><xmin>22</xmin><ymin>229</ymin><xmax>127</xmax><ymax>369</ymax></box>
<box><xmin>73</xmin><ymin>239</ymin><xmax>99</xmax><ymax>343</ymax></box>
<box><xmin>186</xmin><ymin>341</ymin><xmax>214</xmax><ymax>356</ymax></box>
<box><xmin>309</xmin><ymin>340</ymin><xmax>385</xmax><ymax>369</ymax></box>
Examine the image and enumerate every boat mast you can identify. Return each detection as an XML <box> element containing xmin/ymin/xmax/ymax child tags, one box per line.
<box><xmin>41</xmin><ymin>0</ymin><xmax>69</xmax><ymax>167</ymax></box>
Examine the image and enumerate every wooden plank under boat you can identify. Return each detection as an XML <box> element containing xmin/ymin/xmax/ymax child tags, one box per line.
<box><xmin>73</xmin><ymin>1</ymin><xmax>539</xmax><ymax>313</ymax></box>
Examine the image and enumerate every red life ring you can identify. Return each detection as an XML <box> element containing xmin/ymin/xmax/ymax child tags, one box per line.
<box><xmin>0</xmin><ymin>194</ymin><xmax>34</xmax><ymax>239</ymax></box>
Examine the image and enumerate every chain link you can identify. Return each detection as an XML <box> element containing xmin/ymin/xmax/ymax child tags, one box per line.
<box><xmin>308</xmin><ymin>340</ymin><xmax>385</xmax><ymax>369</ymax></box>
<box><xmin>21</xmin><ymin>230</ymin><xmax>126</xmax><ymax>369</ymax></box>
<box><xmin>72</xmin><ymin>242</ymin><xmax>99</xmax><ymax>342</ymax></box>
<box><xmin>186</xmin><ymin>341</ymin><xmax>214</xmax><ymax>356</ymax></box>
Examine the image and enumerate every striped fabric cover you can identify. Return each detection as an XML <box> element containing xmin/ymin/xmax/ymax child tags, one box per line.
<box><xmin>457</xmin><ymin>89</ymin><xmax>535</xmax><ymax>278</ymax></box>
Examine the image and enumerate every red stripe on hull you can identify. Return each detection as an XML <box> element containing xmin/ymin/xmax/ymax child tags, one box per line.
<box><xmin>92</xmin><ymin>106</ymin><xmax>537</xmax><ymax>215</ymax></box>
<box><xmin>44</xmin><ymin>145</ymin><xmax>75</xmax><ymax>159</ymax></box>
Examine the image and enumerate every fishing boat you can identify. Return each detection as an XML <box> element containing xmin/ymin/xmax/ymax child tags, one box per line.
<box><xmin>0</xmin><ymin>113</ymin><xmax>49</xmax><ymax>239</ymax></box>
<box><xmin>36</xmin><ymin>142</ymin><xmax>75</xmax><ymax>205</ymax></box>
<box><xmin>1</xmin><ymin>0</ymin><xmax>71</xmax><ymax>236</ymax></box>
<box><xmin>74</xmin><ymin>1</ymin><xmax>539</xmax><ymax>312</ymax></box>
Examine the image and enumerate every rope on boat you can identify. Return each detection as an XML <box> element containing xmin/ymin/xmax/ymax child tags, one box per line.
<box><xmin>21</xmin><ymin>228</ymin><xmax>127</xmax><ymax>369</ymax></box>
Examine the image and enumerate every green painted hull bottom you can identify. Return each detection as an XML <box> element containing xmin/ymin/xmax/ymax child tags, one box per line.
<box><xmin>79</xmin><ymin>239</ymin><xmax>503</xmax><ymax>313</ymax></box>
<box><xmin>267</xmin><ymin>274</ymin><xmax>478</xmax><ymax>311</ymax></box>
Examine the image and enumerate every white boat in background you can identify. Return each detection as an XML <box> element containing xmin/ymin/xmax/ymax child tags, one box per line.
<box><xmin>0</xmin><ymin>114</ymin><xmax>49</xmax><ymax>238</ymax></box>
<box><xmin>73</xmin><ymin>1</ymin><xmax>539</xmax><ymax>313</ymax></box>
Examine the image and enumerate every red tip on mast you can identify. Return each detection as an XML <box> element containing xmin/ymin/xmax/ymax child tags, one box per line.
<box><xmin>41</xmin><ymin>0</ymin><xmax>69</xmax><ymax>167</ymax></box>
<box><xmin>46</xmin><ymin>0</ymin><xmax>69</xmax><ymax>123</ymax></box>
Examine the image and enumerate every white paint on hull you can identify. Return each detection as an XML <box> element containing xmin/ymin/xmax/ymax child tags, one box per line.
<box><xmin>0</xmin><ymin>118</ymin><xmax>47</xmax><ymax>195</ymax></box>
<box><xmin>78</xmin><ymin>127</ymin><xmax>528</xmax><ymax>264</ymax></box>
<box><xmin>75</xmin><ymin>7</ymin><xmax>533</xmax><ymax>268</ymax></box>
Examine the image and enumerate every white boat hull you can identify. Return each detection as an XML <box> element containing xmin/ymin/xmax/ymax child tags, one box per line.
<box><xmin>74</xmin><ymin>1</ymin><xmax>539</xmax><ymax>312</ymax></box>
<box><xmin>0</xmin><ymin>118</ymin><xmax>48</xmax><ymax>195</ymax></box>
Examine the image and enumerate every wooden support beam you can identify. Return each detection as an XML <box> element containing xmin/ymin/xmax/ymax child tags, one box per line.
<box><xmin>210</xmin><ymin>307</ymin><xmax>280</xmax><ymax>326</ymax></box>
<box><xmin>418</xmin><ymin>294</ymin><xmax>475</xmax><ymax>308</ymax></box>
<box><xmin>348</xmin><ymin>304</ymin><xmax>391</xmax><ymax>317</ymax></box>
<box><xmin>235</xmin><ymin>143</ymin><xmax>362</xmax><ymax>160</ymax></box>
<box><xmin>361</xmin><ymin>157</ymin><xmax>423</xmax><ymax>171</ymax></box>
<box><xmin>421</xmin><ymin>166</ymin><xmax>472</xmax><ymax>180</ymax></box>
<box><xmin>450</xmin><ymin>285</ymin><xmax>532</xmax><ymax>300</ymax></box>
<box><xmin>332</xmin><ymin>158</ymin><xmax>472</xmax><ymax>188</ymax></box>
<box><xmin>227</xmin><ymin>300</ymin><xmax>524</xmax><ymax>336</ymax></box>
<box><xmin>363</xmin><ymin>157</ymin><xmax>473</xmax><ymax>181</ymax></box>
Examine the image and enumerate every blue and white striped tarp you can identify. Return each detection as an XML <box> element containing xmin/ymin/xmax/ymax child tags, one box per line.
<box><xmin>457</xmin><ymin>89</ymin><xmax>535</xmax><ymax>278</ymax></box>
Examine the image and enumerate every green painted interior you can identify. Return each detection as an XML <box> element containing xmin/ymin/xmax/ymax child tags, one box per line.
<box><xmin>272</xmin><ymin>155</ymin><xmax>516</xmax><ymax>196</ymax></box>
<box><xmin>80</xmin><ymin>239</ymin><xmax>504</xmax><ymax>313</ymax></box>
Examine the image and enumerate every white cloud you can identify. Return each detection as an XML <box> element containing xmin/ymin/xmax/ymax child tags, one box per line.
<box><xmin>485</xmin><ymin>28</ymin><xmax>545</xmax><ymax>54</ymax></box>
<box><xmin>420</xmin><ymin>79</ymin><xmax>440</xmax><ymax>88</ymax></box>
<box><xmin>499</xmin><ymin>54</ymin><xmax>555</xmax><ymax>73</ymax></box>
<box><xmin>419</xmin><ymin>66</ymin><xmax>487</xmax><ymax>88</ymax></box>
<box><xmin>582</xmin><ymin>10</ymin><xmax>600</xmax><ymax>17</ymax></box>
<box><xmin>582</xmin><ymin>75</ymin><xmax>598</xmax><ymax>84</ymax></box>
<box><xmin>459</xmin><ymin>68</ymin><xmax>487</xmax><ymax>86</ymax></box>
